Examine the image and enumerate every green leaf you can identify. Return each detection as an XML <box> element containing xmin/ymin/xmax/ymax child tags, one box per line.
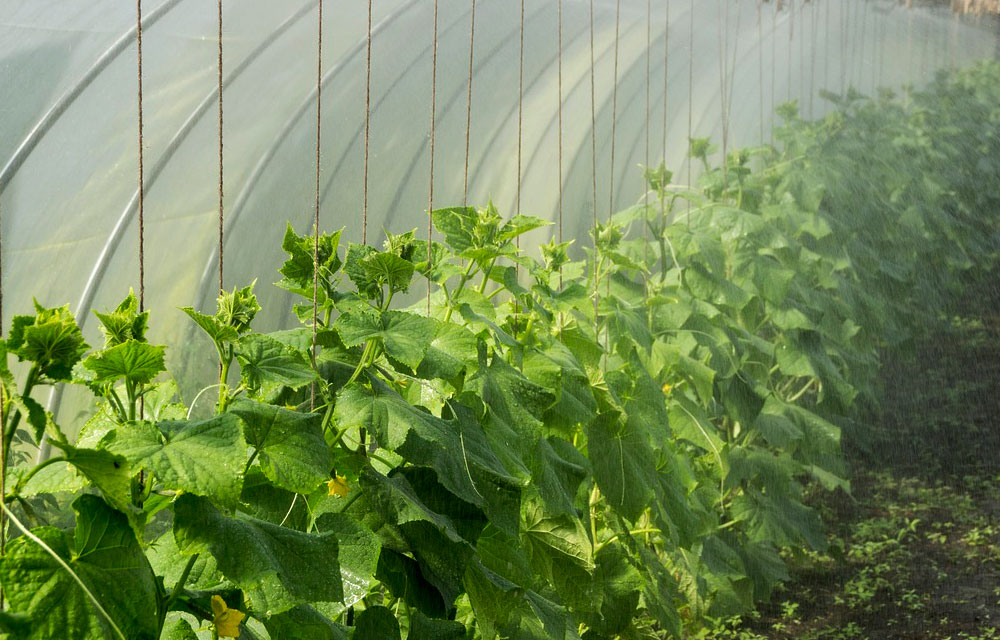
<box><xmin>161</xmin><ymin>617</ymin><xmax>200</xmax><ymax>640</ymax></box>
<box><xmin>229</xmin><ymin>399</ymin><xmax>332</xmax><ymax>494</ymax></box>
<box><xmin>333</xmin><ymin>309</ymin><xmax>436</xmax><ymax>371</ymax></box>
<box><xmin>278</xmin><ymin>223</ymin><xmax>343</xmax><ymax>290</ymax></box>
<box><xmin>101</xmin><ymin>414</ymin><xmax>246</xmax><ymax>506</ymax></box>
<box><xmin>497</xmin><ymin>214</ymin><xmax>551</xmax><ymax>243</ymax></box>
<box><xmin>337</xmin><ymin>382</ymin><xmax>521</xmax><ymax>535</ymax></box>
<box><xmin>263</xmin><ymin>605</ymin><xmax>350</xmax><ymax>640</ymax></box>
<box><xmin>530</xmin><ymin>437</ymin><xmax>589</xmax><ymax>517</ymax></box>
<box><xmin>362</xmin><ymin>467</ymin><xmax>474</xmax><ymax>607</ymax></box>
<box><xmin>82</xmin><ymin>340</ymin><xmax>165</xmax><ymax>386</ymax></box>
<box><xmin>216</xmin><ymin>282</ymin><xmax>261</xmax><ymax>334</ymax></box>
<box><xmin>522</xmin><ymin>499</ymin><xmax>594</xmax><ymax>572</ymax></box>
<box><xmin>584</xmin><ymin>547</ymin><xmax>643</xmax><ymax>636</ymax></box>
<box><xmin>376</xmin><ymin>549</ymin><xmax>448</xmax><ymax>617</ymax></box>
<box><xmin>172</xmin><ymin>493</ymin><xmax>343</xmax><ymax>615</ymax></box>
<box><xmin>431</xmin><ymin>206</ymin><xmax>479</xmax><ymax>253</ymax></box>
<box><xmin>343</xmin><ymin>243</ymin><xmax>380</xmax><ymax>298</ymax></box>
<box><xmin>313</xmin><ymin>513</ymin><xmax>381</xmax><ymax>610</ymax></box>
<box><xmin>47</xmin><ymin>441</ymin><xmax>138</xmax><ymax>529</ymax></box>
<box><xmin>586</xmin><ymin>412</ymin><xmax>657</xmax><ymax>522</ymax></box>
<box><xmin>0</xmin><ymin>494</ymin><xmax>158</xmax><ymax>640</ymax></box>
<box><xmin>359</xmin><ymin>251</ymin><xmax>415</xmax><ymax>294</ymax></box>
<box><xmin>147</xmin><ymin>531</ymin><xmax>226</xmax><ymax>592</ymax></box>
<box><xmin>416</xmin><ymin>321</ymin><xmax>478</xmax><ymax>382</ymax></box>
<box><xmin>408</xmin><ymin>612</ymin><xmax>466</xmax><ymax>639</ymax></box>
<box><xmin>179</xmin><ymin>307</ymin><xmax>239</xmax><ymax>346</ymax></box>
<box><xmin>652</xmin><ymin>340</ymin><xmax>716</xmax><ymax>405</ymax></box>
<box><xmin>8</xmin><ymin>302</ymin><xmax>89</xmax><ymax>380</ymax></box>
<box><xmin>93</xmin><ymin>291</ymin><xmax>148</xmax><ymax>347</ymax></box>
<box><xmin>468</xmin><ymin>353</ymin><xmax>555</xmax><ymax>478</ymax></box>
<box><xmin>235</xmin><ymin>333</ymin><xmax>317</xmax><ymax>392</ymax></box>
<box><xmin>353</xmin><ymin>606</ymin><xmax>400</xmax><ymax>640</ymax></box>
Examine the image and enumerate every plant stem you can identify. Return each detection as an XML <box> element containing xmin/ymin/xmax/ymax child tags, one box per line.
<box><xmin>3</xmin><ymin>365</ymin><xmax>39</xmax><ymax>464</ymax></box>
<box><xmin>443</xmin><ymin>260</ymin><xmax>479</xmax><ymax>323</ymax></box>
<box><xmin>595</xmin><ymin>527</ymin><xmax>662</xmax><ymax>553</ymax></box>
<box><xmin>162</xmin><ymin>553</ymin><xmax>199</xmax><ymax>615</ymax></box>
<box><xmin>10</xmin><ymin>456</ymin><xmax>67</xmax><ymax>498</ymax></box>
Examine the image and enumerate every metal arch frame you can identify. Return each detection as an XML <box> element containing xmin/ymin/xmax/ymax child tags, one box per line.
<box><xmin>192</xmin><ymin>0</ymin><xmax>426</xmax><ymax>313</ymax></box>
<box><xmin>0</xmin><ymin>0</ymin><xmax>186</xmax><ymax>192</ymax></box>
<box><xmin>40</xmin><ymin>0</ymin><xmax>319</xmax><ymax>443</ymax></box>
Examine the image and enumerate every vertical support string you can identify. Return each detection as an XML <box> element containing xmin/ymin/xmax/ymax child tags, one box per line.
<box><xmin>362</xmin><ymin>0</ymin><xmax>372</xmax><ymax>244</ymax></box>
<box><xmin>607</xmin><ymin>0</ymin><xmax>621</xmax><ymax>220</ymax></box>
<box><xmin>771</xmin><ymin>0</ymin><xmax>777</xmax><ymax>142</ymax></box>
<box><xmin>589</xmin><ymin>0</ymin><xmax>598</xmax><ymax>239</ymax></box>
<box><xmin>426</xmin><ymin>0</ymin><xmax>439</xmax><ymax>315</ymax></box>
<box><xmin>809</xmin><ymin>0</ymin><xmax>818</xmax><ymax>118</ymax></box>
<box><xmin>137</xmin><ymin>0</ymin><xmax>146</xmax><ymax>311</ymax></box>
<box><xmin>588</xmin><ymin>0</ymin><xmax>599</xmax><ymax>345</ymax></box>
<box><xmin>0</xmin><ymin>165</ymin><xmax>5</xmax><ymax>607</ymax></box>
<box><xmin>557</xmin><ymin>0</ymin><xmax>563</xmax><ymax>248</ymax></box>
<box><xmin>516</xmin><ymin>0</ymin><xmax>526</xmax><ymax>227</ymax></box>
<box><xmin>758</xmin><ymin>0</ymin><xmax>765</xmax><ymax>144</ymax></box>
<box><xmin>662</xmin><ymin>0</ymin><xmax>669</xmax><ymax>165</ymax></box>
<box><xmin>643</xmin><ymin>0</ymin><xmax>650</xmax><ymax>260</ymax></box>
<box><xmin>137</xmin><ymin>0</ymin><xmax>148</xmax><ymax>423</ymax></box>
<box><xmin>787</xmin><ymin>0</ymin><xmax>793</xmax><ymax>104</ymax></box>
<box><xmin>463</xmin><ymin>0</ymin><xmax>477</xmax><ymax>206</ymax></box>
<box><xmin>659</xmin><ymin>0</ymin><xmax>669</xmax><ymax>248</ymax></box>
<box><xmin>687</xmin><ymin>0</ymin><xmax>694</xmax><ymax>193</ymax></box>
<box><xmin>217</xmin><ymin>0</ymin><xmax>224</xmax><ymax>296</ymax></box>
<box><xmin>311</xmin><ymin>0</ymin><xmax>323</xmax><ymax>411</ymax></box>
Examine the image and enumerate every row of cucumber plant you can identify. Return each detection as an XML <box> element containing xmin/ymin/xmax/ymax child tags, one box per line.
<box><xmin>0</xmin><ymin>60</ymin><xmax>998</xmax><ymax>639</ymax></box>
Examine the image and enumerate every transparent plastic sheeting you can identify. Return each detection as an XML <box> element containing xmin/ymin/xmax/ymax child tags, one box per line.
<box><xmin>0</xmin><ymin>0</ymin><xmax>995</xmax><ymax>425</ymax></box>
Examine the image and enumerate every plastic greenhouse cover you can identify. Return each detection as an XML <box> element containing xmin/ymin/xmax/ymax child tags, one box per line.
<box><xmin>0</xmin><ymin>0</ymin><xmax>995</xmax><ymax>429</ymax></box>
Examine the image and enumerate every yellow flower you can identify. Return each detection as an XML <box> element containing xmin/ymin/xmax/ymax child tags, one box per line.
<box><xmin>327</xmin><ymin>474</ymin><xmax>350</xmax><ymax>498</ymax></box>
<box><xmin>211</xmin><ymin>595</ymin><xmax>245</xmax><ymax>638</ymax></box>
<box><xmin>662</xmin><ymin>382</ymin><xmax>673</xmax><ymax>394</ymax></box>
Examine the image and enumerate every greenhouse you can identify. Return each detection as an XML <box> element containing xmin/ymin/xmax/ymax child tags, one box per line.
<box><xmin>0</xmin><ymin>0</ymin><xmax>998</xmax><ymax>638</ymax></box>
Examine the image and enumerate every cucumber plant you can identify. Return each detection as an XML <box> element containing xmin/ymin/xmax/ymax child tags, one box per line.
<box><xmin>0</xmin><ymin>59</ymin><xmax>996</xmax><ymax>640</ymax></box>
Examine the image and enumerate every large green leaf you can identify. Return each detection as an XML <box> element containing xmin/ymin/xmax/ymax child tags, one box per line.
<box><xmin>278</xmin><ymin>223</ymin><xmax>343</xmax><ymax>290</ymax></box>
<box><xmin>172</xmin><ymin>493</ymin><xmax>343</xmax><ymax>615</ymax></box>
<box><xmin>229</xmin><ymin>399</ymin><xmax>332</xmax><ymax>494</ymax></box>
<box><xmin>359</xmin><ymin>251</ymin><xmax>415</xmax><ymax>295</ymax></box>
<box><xmin>352</xmin><ymin>606</ymin><xmax>400</xmax><ymax>640</ymax></box>
<box><xmin>179</xmin><ymin>307</ymin><xmax>239</xmax><ymax>345</ymax></box>
<box><xmin>467</xmin><ymin>353</ymin><xmax>555</xmax><ymax>479</ymax></box>
<box><xmin>8</xmin><ymin>302</ymin><xmax>89</xmax><ymax>380</ymax></box>
<box><xmin>408</xmin><ymin>612</ymin><xmax>467</xmax><ymax>639</ymax></box>
<box><xmin>93</xmin><ymin>291</ymin><xmax>148</xmax><ymax>348</ymax></box>
<box><xmin>313</xmin><ymin>513</ymin><xmax>381</xmax><ymax>610</ymax></box>
<box><xmin>263</xmin><ymin>605</ymin><xmax>350</xmax><ymax>640</ymax></box>
<box><xmin>47</xmin><ymin>441</ymin><xmax>137</xmax><ymax>527</ymax></box>
<box><xmin>235</xmin><ymin>333</ymin><xmax>317</xmax><ymax>391</ymax></box>
<box><xmin>0</xmin><ymin>495</ymin><xmax>158</xmax><ymax>640</ymax></box>
<box><xmin>101</xmin><ymin>414</ymin><xmax>245</xmax><ymax>506</ymax></box>
<box><xmin>82</xmin><ymin>340</ymin><xmax>165</xmax><ymax>386</ymax></box>
<box><xmin>336</xmin><ymin>382</ymin><xmax>521</xmax><ymax>534</ymax></box>
<box><xmin>416</xmin><ymin>321</ymin><xmax>478</xmax><ymax>382</ymax></box>
<box><xmin>333</xmin><ymin>309</ymin><xmax>435</xmax><ymax>370</ymax></box>
<box><xmin>361</xmin><ymin>467</ymin><xmax>474</xmax><ymax>607</ymax></box>
<box><xmin>586</xmin><ymin>412</ymin><xmax>657</xmax><ymax>522</ymax></box>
